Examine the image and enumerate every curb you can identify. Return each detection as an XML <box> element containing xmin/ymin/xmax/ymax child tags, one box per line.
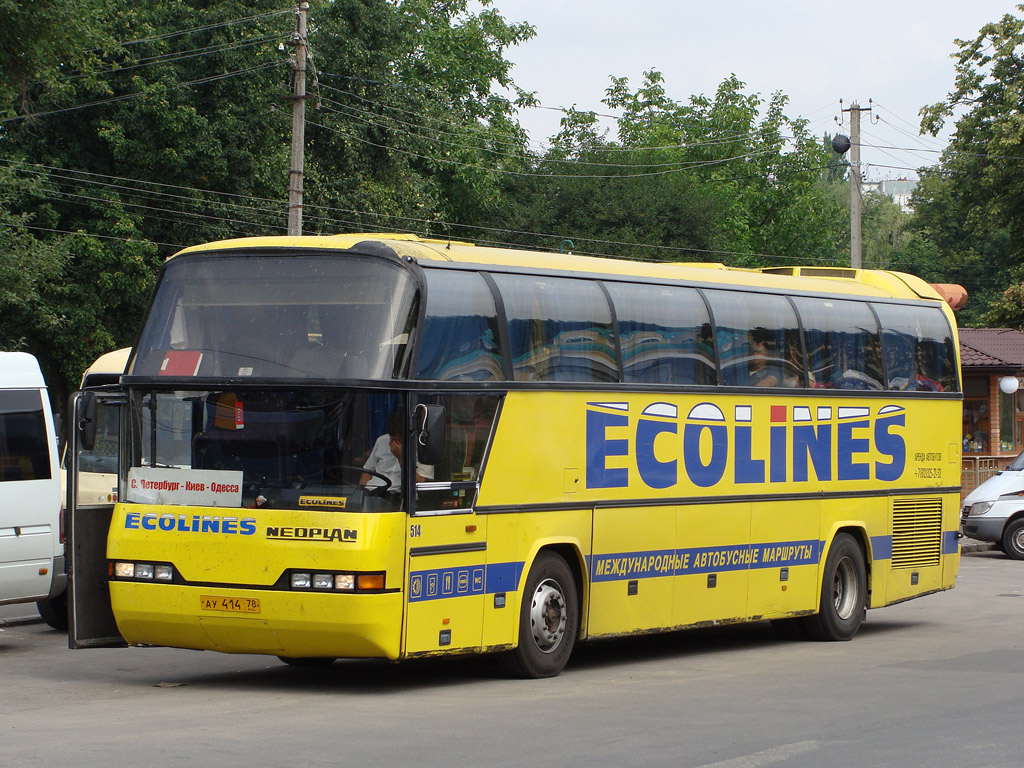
<box><xmin>960</xmin><ymin>540</ymin><xmax>996</xmax><ymax>554</ymax></box>
<box><xmin>0</xmin><ymin>615</ymin><xmax>43</xmax><ymax>629</ymax></box>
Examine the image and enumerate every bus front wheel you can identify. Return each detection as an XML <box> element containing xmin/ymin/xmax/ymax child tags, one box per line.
<box><xmin>804</xmin><ymin>533</ymin><xmax>866</xmax><ymax>641</ymax></box>
<box><xmin>502</xmin><ymin>552</ymin><xmax>579</xmax><ymax>679</ymax></box>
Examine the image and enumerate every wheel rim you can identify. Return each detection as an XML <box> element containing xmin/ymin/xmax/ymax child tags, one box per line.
<box><xmin>1013</xmin><ymin>528</ymin><xmax>1024</xmax><ymax>554</ymax></box>
<box><xmin>832</xmin><ymin>556</ymin><xmax>859</xmax><ymax>620</ymax></box>
<box><xmin>529</xmin><ymin>578</ymin><xmax>567</xmax><ymax>653</ymax></box>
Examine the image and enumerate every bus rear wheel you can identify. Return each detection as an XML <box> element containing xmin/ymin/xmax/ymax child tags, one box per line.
<box><xmin>804</xmin><ymin>533</ymin><xmax>866</xmax><ymax>641</ymax></box>
<box><xmin>502</xmin><ymin>552</ymin><xmax>579</xmax><ymax>679</ymax></box>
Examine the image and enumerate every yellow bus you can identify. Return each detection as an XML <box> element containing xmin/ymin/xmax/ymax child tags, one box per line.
<box><xmin>68</xmin><ymin>234</ymin><xmax>962</xmax><ymax>677</ymax></box>
<box><xmin>65</xmin><ymin>347</ymin><xmax>130</xmax><ymax>505</ymax></box>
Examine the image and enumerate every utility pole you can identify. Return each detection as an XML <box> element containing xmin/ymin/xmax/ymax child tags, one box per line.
<box><xmin>848</xmin><ymin>102</ymin><xmax>863</xmax><ymax>269</ymax></box>
<box><xmin>287</xmin><ymin>2</ymin><xmax>309</xmax><ymax>237</ymax></box>
<box><xmin>832</xmin><ymin>100</ymin><xmax>872</xmax><ymax>269</ymax></box>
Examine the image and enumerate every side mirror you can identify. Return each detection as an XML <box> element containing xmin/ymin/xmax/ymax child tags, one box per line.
<box><xmin>78</xmin><ymin>391</ymin><xmax>98</xmax><ymax>452</ymax></box>
<box><xmin>415</xmin><ymin>403</ymin><xmax>446</xmax><ymax>466</ymax></box>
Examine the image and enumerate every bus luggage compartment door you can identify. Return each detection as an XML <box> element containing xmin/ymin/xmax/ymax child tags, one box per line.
<box><xmin>67</xmin><ymin>390</ymin><xmax>126</xmax><ymax>648</ymax></box>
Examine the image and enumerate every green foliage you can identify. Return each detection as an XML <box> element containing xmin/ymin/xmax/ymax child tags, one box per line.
<box><xmin>489</xmin><ymin>71</ymin><xmax>848</xmax><ymax>267</ymax></box>
<box><xmin>303</xmin><ymin>0</ymin><xmax>535</xmax><ymax>232</ymax></box>
<box><xmin>0</xmin><ymin>0</ymin><xmax>534</xmax><ymax>400</ymax></box>
<box><xmin>0</xmin><ymin>165</ymin><xmax>65</xmax><ymax>347</ymax></box>
<box><xmin>918</xmin><ymin>7</ymin><xmax>1024</xmax><ymax>325</ymax></box>
<box><xmin>0</xmin><ymin>0</ymin><xmax>111</xmax><ymax>119</ymax></box>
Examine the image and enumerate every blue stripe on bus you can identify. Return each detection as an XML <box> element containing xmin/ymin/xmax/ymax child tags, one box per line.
<box><xmin>407</xmin><ymin>532</ymin><xmax>959</xmax><ymax>601</ymax></box>
<box><xmin>589</xmin><ymin>539</ymin><xmax>821</xmax><ymax>582</ymax></box>
<box><xmin>408</xmin><ymin>561</ymin><xmax>523</xmax><ymax>603</ymax></box>
<box><xmin>871</xmin><ymin>535</ymin><xmax>892</xmax><ymax>560</ymax></box>
<box><xmin>944</xmin><ymin>530</ymin><xmax>960</xmax><ymax>555</ymax></box>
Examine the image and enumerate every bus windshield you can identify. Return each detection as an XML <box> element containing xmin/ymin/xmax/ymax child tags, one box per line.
<box><xmin>130</xmin><ymin>252</ymin><xmax>419</xmax><ymax>380</ymax></box>
<box><xmin>125</xmin><ymin>388</ymin><xmax>413</xmax><ymax>513</ymax></box>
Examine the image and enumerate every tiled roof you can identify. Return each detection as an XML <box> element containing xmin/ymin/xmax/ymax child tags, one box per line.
<box><xmin>959</xmin><ymin>328</ymin><xmax>1024</xmax><ymax>369</ymax></box>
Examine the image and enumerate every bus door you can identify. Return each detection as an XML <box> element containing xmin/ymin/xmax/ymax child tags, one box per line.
<box><xmin>67</xmin><ymin>388</ymin><xmax>127</xmax><ymax>648</ymax></box>
<box><xmin>403</xmin><ymin>394</ymin><xmax>498</xmax><ymax>657</ymax></box>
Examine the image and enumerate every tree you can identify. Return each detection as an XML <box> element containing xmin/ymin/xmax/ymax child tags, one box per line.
<box><xmin>301</xmin><ymin>0</ymin><xmax>535</xmax><ymax>234</ymax></box>
<box><xmin>919</xmin><ymin>6</ymin><xmax>1024</xmax><ymax>325</ymax></box>
<box><xmin>489</xmin><ymin>72</ymin><xmax>848</xmax><ymax>267</ymax></box>
<box><xmin>0</xmin><ymin>0</ymin><xmax>111</xmax><ymax>119</ymax></box>
<box><xmin>1</xmin><ymin>0</ymin><xmax>536</xmax><ymax>399</ymax></box>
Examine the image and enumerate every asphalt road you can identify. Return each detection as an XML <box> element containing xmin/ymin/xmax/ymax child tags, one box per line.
<box><xmin>2</xmin><ymin>550</ymin><xmax>1021</xmax><ymax>768</ymax></box>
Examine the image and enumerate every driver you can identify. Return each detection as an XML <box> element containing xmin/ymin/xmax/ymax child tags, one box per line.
<box><xmin>359</xmin><ymin>411</ymin><xmax>433</xmax><ymax>494</ymax></box>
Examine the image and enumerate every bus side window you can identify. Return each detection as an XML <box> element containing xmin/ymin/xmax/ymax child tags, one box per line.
<box><xmin>604</xmin><ymin>281</ymin><xmax>716</xmax><ymax>385</ymax></box>
<box><xmin>415</xmin><ymin>271</ymin><xmax>503</xmax><ymax>382</ymax></box>
<box><xmin>794</xmin><ymin>297</ymin><xmax>883</xmax><ymax>390</ymax></box>
<box><xmin>706</xmin><ymin>290</ymin><xmax>802</xmax><ymax>388</ymax></box>
<box><xmin>415</xmin><ymin>394</ymin><xmax>500</xmax><ymax>513</ymax></box>
<box><xmin>492</xmin><ymin>274</ymin><xmax>617</xmax><ymax>383</ymax></box>
<box><xmin>444</xmin><ymin>395</ymin><xmax>500</xmax><ymax>483</ymax></box>
<box><xmin>874</xmin><ymin>304</ymin><xmax>959</xmax><ymax>393</ymax></box>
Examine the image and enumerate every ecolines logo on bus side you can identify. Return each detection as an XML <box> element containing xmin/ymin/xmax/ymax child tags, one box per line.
<box><xmin>585</xmin><ymin>401</ymin><xmax>907</xmax><ymax>490</ymax></box>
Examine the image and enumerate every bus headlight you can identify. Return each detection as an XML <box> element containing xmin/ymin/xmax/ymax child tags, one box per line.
<box><xmin>135</xmin><ymin>563</ymin><xmax>155</xmax><ymax>579</ymax></box>
<box><xmin>335</xmin><ymin>574</ymin><xmax>355</xmax><ymax>591</ymax></box>
<box><xmin>287</xmin><ymin>570</ymin><xmax>383</xmax><ymax>592</ymax></box>
<box><xmin>312</xmin><ymin>573</ymin><xmax>334</xmax><ymax>590</ymax></box>
<box><xmin>112</xmin><ymin>561</ymin><xmax>175</xmax><ymax>581</ymax></box>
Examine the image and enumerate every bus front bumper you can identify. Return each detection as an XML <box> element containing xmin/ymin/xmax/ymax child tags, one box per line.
<box><xmin>110</xmin><ymin>582</ymin><xmax>404</xmax><ymax>659</ymax></box>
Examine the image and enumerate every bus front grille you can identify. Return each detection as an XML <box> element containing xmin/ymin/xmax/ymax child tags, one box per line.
<box><xmin>891</xmin><ymin>497</ymin><xmax>943</xmax><ymax>569</ymax></box>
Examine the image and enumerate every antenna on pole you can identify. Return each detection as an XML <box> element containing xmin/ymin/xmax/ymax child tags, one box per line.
<box><xmin>833</xmin><ymin>99</ymin><xmax>872</xmax><ymax>269</ymax></box>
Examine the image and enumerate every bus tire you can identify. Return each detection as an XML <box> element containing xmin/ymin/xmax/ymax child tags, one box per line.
<box><xmin>804</xmin><ymin>533</ymin><xmax>866</xmax><ymax>642</ymax></box>
<box><xmin>502</xmin><ymin>552</ymin><xmax>579</xmax><ymax>679</ymax></box>
<box><xmin>770</xmin><ymin>617</ymin><xmax>808</xmax><ymax>640</ymax></box>
<box><xmin>1001</xmin><ymin>519</ymin><xmax>1024</xmax><ymax>560</ymax></box>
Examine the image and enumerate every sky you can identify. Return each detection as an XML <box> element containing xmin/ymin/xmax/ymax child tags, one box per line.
<box><xmin>490</xmin><ymin>0</ymin><xmax>1021</xmax><ymax>180</ymax></box>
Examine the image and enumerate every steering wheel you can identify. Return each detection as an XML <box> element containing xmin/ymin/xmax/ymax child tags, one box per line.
<box><xmin>324</xmin><ymin>464</ymin><xmax>393</xmax><ymax>495</ymax></box>
<box><xmin>362</xmin><ymin>467</ymin><xmax>393</xmax><ymax>497</ymax></box>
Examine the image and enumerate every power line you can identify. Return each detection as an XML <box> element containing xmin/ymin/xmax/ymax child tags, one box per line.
<box><xmin>6</xmin><ymin>158</ymin><xmax>855</xmax><ymax>266</ymax></box>
<box><xmin>2</xmin><ymin>62</ymin><xmax>284</xmax><ymax>125</ymax></box>
<box><xmin>54</xmin><ymin>34</ymin><xmax>289</xmax><ymax>84</ymax></box>
<box><xmin>108</xmin><ymin>9</ymin><xmax>293</xmax><ymax>48</ymax></box>
<box><xmin>23</xmin><ymin>225</ymin><xmax>182</xmax><ymax>250</ymax></box>
<box><xmin>308</xmin><ymin>117</ymin><xmax>806</xmax><ymax>180</ymax></box>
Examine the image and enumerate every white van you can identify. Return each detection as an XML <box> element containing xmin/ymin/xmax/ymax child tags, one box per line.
<box><xmin>961</xmin><ymin>451</ymin><xmax>1024</xmax><ymax>559</ymax></box>
<box><xmin>0</xmin><ymin>353</ymin><xmax>64</xmax><ymax>610</ymax></box>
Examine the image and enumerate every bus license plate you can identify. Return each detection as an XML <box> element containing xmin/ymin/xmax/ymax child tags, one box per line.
<box><xmin>200</xmin><ymin>595</ymin><xmax>261</xmax><ymax>614</ymax></box>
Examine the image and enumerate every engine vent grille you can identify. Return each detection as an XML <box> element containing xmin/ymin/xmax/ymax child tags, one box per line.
<box><xmin>891</xmin><ymin>497</ymin><xmax>943</xmax><ymax>569</ymax></box>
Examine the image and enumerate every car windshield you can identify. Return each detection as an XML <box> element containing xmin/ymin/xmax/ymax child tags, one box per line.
<box><xmin>130</xmin><ymin>251</ymin><xmax>419</xmax><ymax>381</ymax></box>
<box><xmin>1006</xmin><ymin>450</ymin><xmax>1024</xmax><ymax>472</ymax></box>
